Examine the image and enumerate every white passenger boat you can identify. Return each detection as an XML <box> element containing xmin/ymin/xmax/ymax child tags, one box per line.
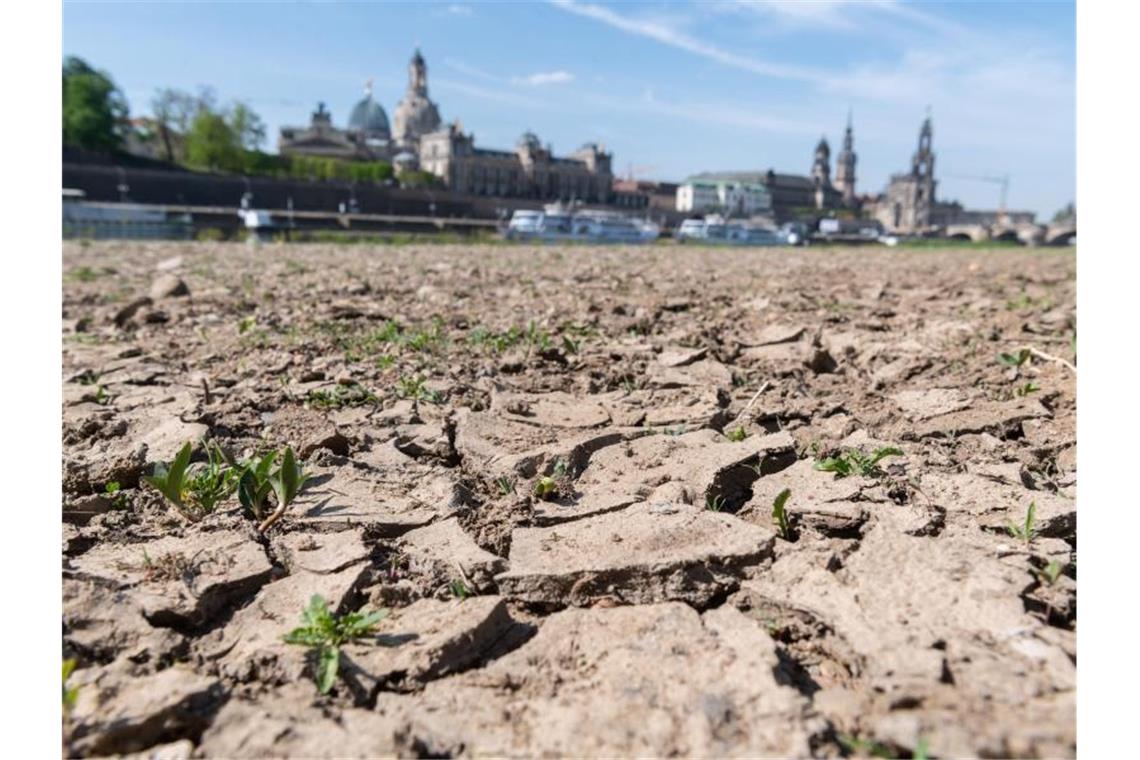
<box><xmin>675</xmin><ymin>215</ymin><xmax>792</xmax><ymax>246</ymax></box>
<box><xmin>505</xmin><ymin>204</ymin><xmax>658</xmax><ymax>244</ymax></box>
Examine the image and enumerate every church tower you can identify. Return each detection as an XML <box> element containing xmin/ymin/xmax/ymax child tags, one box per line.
<box><xmin>394</xmin><ymin>48</ymin><xmax>442</xmax><ymax>152</ymax></box>
<box><xmin>909</xmin><ymin>113</ymin><xmax>936</xmax><ymax>227</ymax></box>
<box><xmin>811</xmin><ymin>136</ymin><xmax>832</xmax><ymax>209</ymax></box>
<box><xmin>834</xmin><ymin>111</ymin><xmax>857</xmax><ymax>206</ymax></box>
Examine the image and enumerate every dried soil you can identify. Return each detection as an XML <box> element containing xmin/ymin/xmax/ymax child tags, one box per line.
<box><xmin>62</xmin><ymin>241</ymin><xmax>1076</xmax><ymax>758</ymax></box>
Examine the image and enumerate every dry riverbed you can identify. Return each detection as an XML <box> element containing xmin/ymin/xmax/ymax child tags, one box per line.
<box><xmin>61</xmin><ymin>241</ymin><xmax>1076</xmax><ymax>758</ymax></box>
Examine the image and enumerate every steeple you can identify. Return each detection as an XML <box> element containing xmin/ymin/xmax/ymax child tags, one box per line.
<box><xmin>835</xmin><ymin>110</ymin><xmax>857</xmax><ymax>206</ymax></box>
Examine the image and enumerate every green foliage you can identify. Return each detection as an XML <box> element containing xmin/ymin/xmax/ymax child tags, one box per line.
<box><xmin>104</xmin><ymin>481</ymin><xmax>127</xmax><ymax>510</ymax></box>
<box><xmin>706</xmin><ymin>494</ymin><xmax>726</xmax><ymax>512</ymax></box>
<box><xmin>396</xmin><ymin>168</ymin><xmax>444</xmax><ymax>189</ymax></box>
<box><xmin>268</xmin><ymin>447</ymin><xmax>309</xmax><ymax>514</ymax></box>
<box><xmin>396</xmin><ymin>376</ymin><xmax>441</xmax><ymax>403</ymax></box>
<box><xmin>63</xmin><ymin>658</ymin><xmax>80</xmax><ymax>712</ymax></box>
<box><xmin>772</xmin><ymin>488</ymin><xmax>792</xmax><ymax>540</ymax></box>
<box><xmin>195</xmin><ymin>227</ymin><xmax>226</xmax><ymax>242</ymax></box>
<box><xmin>1007</xmin><ymin>501</ymin><xmax>1037</xmax><ymax>543</ymax></box>
<box><xmin>184</xmin><ymin>109</ymin><xmax>244</xmax><ymax>172</ymax></box>
<box><xmin>837</xmin><ymin>733</ymin><xmax>896</xmax><ymax>758</ymax></box>
<box><xmin>283</xmin><ymin>595</ymin><xmax>387</xmax><ymax>694</ymax></box>
<box><xmin>1015</xmin><ymin>381</ymin><xmax>1041</xmax><ymax>397</ymax></box>
<box><xmin>725</xmin><ymin>426</ymin><xmax>748</xmax><ymax>442</ymax></box>
<box><xmin>814</xmin><ymin>447</ymin><xmax>903</xmax><ymax>479</ymax></box>
<box><xmin>1034</xmin><ymin>559</ymin><xmax>1065</xmax><ymax>586</ymax></box>
<box><xmin>495</xmin><ymin>475</ymin><xmax>516</xmax><ymax>496</ymax></box>
<box><xmin>307</xmin><ymin>382</ymin><xmax>380</xmax><ymax>409</ymax></box>
<box><xmin>143</xmin><ymin>441</ymin><xmax>194</xmax><ymax>510</ymax></box>
<box><xmin>997</xmin><ymin>349</ymin><xmax>1032</xmax><ymax>368</ymax></box>
<box><xmin>450</xmin><ymin>579</ymin><xmax>470</xmax><ymax>600</ymax></box>
<box><xmin>534</xmin><ymin>476</ymin><xmax>558</xmax><ymax>500</ymax></box>
<box><xmin>236</xmin><ymin>450</ymin><xmax>277</xmax><ymax>519</ymax></box>
<box><xmin>63</xmin><ymin>56</ymin><xmax>128</xmax><ymax>151</ymax></box>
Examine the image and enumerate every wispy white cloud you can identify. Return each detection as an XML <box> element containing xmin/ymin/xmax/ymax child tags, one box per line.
<box><xmin>444</xmin><ymin>4</ymin><xmax>473</xmax><ymax>16</ymax></box>
<box><xmin>549</xmin><ymin>0</ymin><xmax>830</xmax><ymax>84</ymax></box>
<box><xmin>511</xmin><ymin>70</ymin><xmax>575</xmax><ymax>86</ymax></box>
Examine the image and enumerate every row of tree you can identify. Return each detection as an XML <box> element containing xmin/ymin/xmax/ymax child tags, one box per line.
<box><xmin>61</xmin><ymin>56</ymin><xmax>428</xmax><ymax>187</ymax></box>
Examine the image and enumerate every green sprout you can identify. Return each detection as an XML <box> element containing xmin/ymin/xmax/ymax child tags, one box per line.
<box><xmin>495</xmin><ymin>475</ymin><xmax>516</xmax><ymax>495</ymax></box>
<box><xmin>1034</xmin><ymin>559</ymin><xmax>1065</xmax><ymax>586</ymax></box>
<box><xmin>705</xmin><ymin>494</ymin><xmax>726</xmax><ymax>512</ymax></box>
<box><xmin>259</xmin><ymin>446</ymin><xmax>310</xmax><ymax>533</ymax></box>
<box><xmin>237</xmin><ymin>315</ymin><xmax>257</xmax><ymax>335</ymax></box>
<box><xmin>104</xmin><ymin>481</ymin><xmax>127</xmax><ymax>510</ymax></box>
<box><xmin>63</xmin><ymin>659</ymin><xmax>79</xmax><ymax>712</ymax></box>
<box><xmin>997</xmin><ymin>349</ymin><xmax>1032</xmax><ymax>369</ymax></box>
<box><xmin>449</xmin><ymin>579</ymin><xmax>470</xmax><ymax>600</ymax></box>
<box><xmin>725</xmin><ymin>426</ymin><xmax>748</xmax><ymax>442</ymax></box>
<box><xmin>143</xmin><ymin>442</ymin><xmax>194</xmax><ymax>512</ymax></box>
<box><xmin>236</xmin><ymin>450</ymin><xmax>278</xmax><ymax>520</ymax></box>
<box><xmin>837</xmin><ymin>733</ymin><xmax>895</xmax><ymax>759</ymax></box>
<box><xmin>1015</xmin><ymin>381</ymin><xmax>1041</xmax><ymax>397</ymax></box>
<box><xmin>182</xmin><ymin>442</ymin><xmax>240</xmax><ymax>518</ymax></box>
<box><xmin>396</xmin><ymin>376</ymin><xmax>442</xmax><ymax>403</ymax></box>
<box><xmin>283</xmin><ymin>595</ymin><xmax>387</xmax><ymax>694</ymax></box>
<box><xmin>1007</xmin><ymin>501</ymin><xmax>1037</xmax><ymax>543</ymax></box>
<box><xmin>814</xmin><ymin>447</ymin><xmax>903</xmax><ymax>478</ymax></box>
<box><xmin>533</xmin><ymin>476</ymin><xmax>558</xmax><ymax>500</ymax></box>
<box><xmin>307</xmin><ymin>383</ymin><xmax>380</xmax><ymax>409</ymax></box>
<box><xmin>772</xmin><ymin>488</ymin><xmax>792</xmax><ymax>540</ymax></box>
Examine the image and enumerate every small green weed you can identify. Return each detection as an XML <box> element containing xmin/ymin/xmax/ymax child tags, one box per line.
<box><xmin>725</xmin><ymin>426</ymin><xmax>748</xmax><ymax>442</ymax></box>
<box><xmin>1015</xmin><ymin>381</ymin><xmax>1041</xmax><ymax>397</ymax></box>
<box><xmin>63</xmin><ymin>659</ymin><xmax>79</xmax><ymax>712</ymax></box>
<box><xmin>1007</xmin><ymin>501</ymin><xmax>1037</xmax><ymax>543</ymax></box>
<box><xmin>814</xmin><ymin>447</ymin><xmax>903</xmax><ymax>478</ymax></box>
<box><xmin>495</xmin><ymin>475</ymin><xmax>516</xmax><ymax>495</ymax></box>
<box><xmin>259</xmin><ymin>446</ymin><xmax>309</xmax><ymax>532</ymax></box>
<box><xmin>772</xmin><ymin>488</ymin><xmax>792</xmax><ymax>540</ymax></box>
<box><xmin>307</xmin><ymin>383</ymin><xmax>380</xmax><ymax>409</ymax></box>
<box><xmin>706</xmin><ymin>493</ymin><xmax>726</xmax><ymax>512</ymax></box>
<box><xmin>104</xmin><ymin>481</ymin><xmax>127</xmax><ymax>510</ymax></box>
<box><xmin>237</xmin><ymin>315</ymin><xmax>257</xmax><ymax>335</ymax></box>
<box><xmin>283</xmin><ymin>595</ymin><xmax>387</xmax><ymax>694</ymax></box>
<box><xmin>997</xmin><ymin>349</ymin><xmax>1032</xmax><ymax>369</ymax></box>
<box><xmin>837</xmin><ymin>733</ymin><xmax>895</xmax><ymax>758</ymax></box>
<box><xmin>533</xmin><ymin>476</ymin><xmax>558</xmax><ymax>500</ymax></box>
<box><xmin>450</xmin><ymin>579</ymin><xmax>470</xmax><ymax>600</ymax></box>
<box><xmin>1034</xmin><ymin>559</ymin><xmax>1065</xmax><ymax>586</ymax></box>
<box><xmin>396</xmin><ymin>376</ymin><xmax>442</xmax><ymax>403</ymax></box>
<box><xmin>236</xmin><ymin>450</ymin><xmax>278</xmax><ymax>520</ymax></box>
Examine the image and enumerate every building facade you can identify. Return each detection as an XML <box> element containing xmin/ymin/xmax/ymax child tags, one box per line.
<box><xmin>874</xmin><ymin>115</ymin><xmax>937</xmax><ymax>233</ymax></box>
<box><xmin>419</xmin><ymin>126</ymin><xmax>613</xmax><ymax>202</ymax></box>
<box><xmin>278</xmin><ymin>96</ymin><xmax>390</xmax><ymax>162</ymax></box>
<box><xmin>675</xmin><ymin>177</ymin><xmax>771</xmax><ymax>216</ymax></box>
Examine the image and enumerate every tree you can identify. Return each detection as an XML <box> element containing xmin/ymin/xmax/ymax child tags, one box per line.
<box><xmin>62</xmin><ymin>56</ymin><xmax>128</xmax><ymax>151</ymax></box>
<box><xmin>151</xmin><ymin>88</ymin><xmax>197</xmax><ymax>161</ymax></box>
<box><xmin>1052</xmin><ymin>202</ymin><xmax>1075</xmax><ymax>223</ymax></box>
<box><xmin>229</xmin><ymin>102</ymin><xmax>266</xmax><ymax>151</ymax></box>
<box><xmin>184</xmin><ymin>109</ymin><xmax>244</xmax><ymax>172</ymax></box>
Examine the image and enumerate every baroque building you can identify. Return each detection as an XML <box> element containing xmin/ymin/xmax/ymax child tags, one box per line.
<box><xmin>278</xmin><ymin>87</ymin><xmax>391</xmax><ymax>162</ymax></box>
<box><xmin>419</xmin><ymin>126</ymin><xmax>613</xmax><ymax>202</ymax></box>
<box><xmin>834</xmin><ymin>112</ymin><xmax>857</xmax><ymax>206</ymax></box>
<box><xmin>875</xmin><ymin>115</ymin><xmax>937</xmax><ymax>232</ymax></box>
<box><xmin>393</xmin><ymin>49</ymin><xmax>442</xmax><ymax>151</ymax></box>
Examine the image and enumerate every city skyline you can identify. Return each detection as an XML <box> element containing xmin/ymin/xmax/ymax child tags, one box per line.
<box><xmin>63</xmin><ymin>1</ymin><xmax>1075</xmax><ymax>217</ymax></box>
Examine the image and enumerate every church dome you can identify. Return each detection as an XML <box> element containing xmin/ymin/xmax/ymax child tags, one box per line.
<box><xmin>517</xmin><ymin>131</ymin><xmax>541</xmax><ymax>151</ymax></box>
<box><xmin>349</xmin><ymin>95</ymin><xmax>390</xmax><ymax>137</ymax></box>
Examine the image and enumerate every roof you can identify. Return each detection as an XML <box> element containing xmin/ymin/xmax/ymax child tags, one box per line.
<box><xmin>348</xmin><ymin>95</ymin><xmax>390</xmax><ymax>136</ymax></box>
<box><xmin>686</xmin><ymin>170</ymin><xmax>814</xmax><ymax>190</ymax></box>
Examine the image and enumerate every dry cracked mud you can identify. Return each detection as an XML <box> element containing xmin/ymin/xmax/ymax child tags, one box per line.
<box><xmin>62</xmin><ymin>240</ymin><xmax>1076</xmax><ymax>758</ymax></box>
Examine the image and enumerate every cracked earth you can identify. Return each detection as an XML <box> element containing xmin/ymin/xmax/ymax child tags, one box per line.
<box><xmin>62</xmin><ymin>241</ymin><xmax>1076</xmax><ymax>758</ymax></box>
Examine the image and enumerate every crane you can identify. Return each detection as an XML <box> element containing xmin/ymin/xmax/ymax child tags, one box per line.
<box><xmin>945</xmin><ymin>173</ymin><xmax>1010</xmax><ymax>218</ymax></box>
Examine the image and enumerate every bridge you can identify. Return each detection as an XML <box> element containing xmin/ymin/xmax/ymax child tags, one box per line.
<box><xmin>943</xmin><ymin>220</ymin><xmax>1076</xmax><ymax>246</ymax></box>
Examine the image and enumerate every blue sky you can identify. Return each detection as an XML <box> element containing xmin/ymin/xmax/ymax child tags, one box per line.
<box><xmin>63</xmin><ymin>1</ymin><xmax>1075</xmax><ymax>217</ymax></box>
